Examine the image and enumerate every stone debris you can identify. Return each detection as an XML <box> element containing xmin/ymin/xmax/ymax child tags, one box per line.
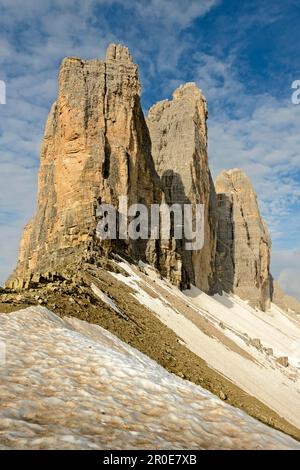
<box><xmin>276</xmin><ymin>356</ymin><xmax>289</xmax><ymax>368</ymax></box>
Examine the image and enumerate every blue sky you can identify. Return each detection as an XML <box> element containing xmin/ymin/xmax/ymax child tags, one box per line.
<box><xmin>0</xmin><ymin>0</ymin><xmax>300</xmax><ymax>299</ymax></box>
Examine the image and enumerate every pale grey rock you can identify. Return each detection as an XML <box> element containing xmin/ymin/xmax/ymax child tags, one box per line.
<box><xmin>147</xmin><ymin>83</ymin><xmax>218</xmax><ymax>294</ymax></box>
<box><xmin>215</xmin><ymin>169</ymin><xmax>272</xmax><ymax>311</ymax></box>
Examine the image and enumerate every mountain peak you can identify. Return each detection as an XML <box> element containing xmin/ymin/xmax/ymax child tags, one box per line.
<box><xmin>105</xmin><ymin>43</ymin><xmax>133</xmax><ymax>62</ymax></box>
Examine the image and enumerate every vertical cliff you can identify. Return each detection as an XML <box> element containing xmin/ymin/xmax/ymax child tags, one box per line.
<box><xmin>147</xmin><ymin>83</ymin><xmax>217</xmax><ymax>293</ymax></box>
<box><xmin>7</xmin><ymin>45</ymin><xmax>200</xmax><ymax>290</ymax></box>
<box><xmin>7</xmin><ymin>44</ymin><xmax>162</xmax><ymax>287</ymax></box>
<box><xmin>215</xmin><ymin>169</ymin><xmax>272</xmax><ymax>311</ymax></box>
<box><xmin>6</xmin><ymin>45</ymin><xmax>274</xmax><ymax>307</ymax></box>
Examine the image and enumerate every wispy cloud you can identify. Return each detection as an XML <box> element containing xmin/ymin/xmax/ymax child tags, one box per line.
<box><xmin>133</xmin><ymin>0</ymin><xmax>220</xmax><ymax>29</ymax></box>
<box><xmin>272</xmin><ymin>250</ymin><xmax>300</xmax><ymax>300</ymax></box>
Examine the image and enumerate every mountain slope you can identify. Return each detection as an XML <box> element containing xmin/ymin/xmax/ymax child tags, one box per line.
<box><xmin>0</xmin><ymin>306</ymin><xmax>299</xmax><ymax>450</ymax></box>
<box><xmin>1</xmin><ymin>257</ymin><xmax>300</xmax><ymax>443</ymax></box>
<box><xmin>110</xmin><ymin>260</ymin><xmax>300</xmax><ymax>430</ymax></box>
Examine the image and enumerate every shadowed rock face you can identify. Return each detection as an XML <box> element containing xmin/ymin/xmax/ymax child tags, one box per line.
<box><xmin>147</xmin><ymin>83</ymin><xmax>218</xmax><ymax>294</ymax></box>
<box><xmin>7</xmin><ymin>44</ymin><xmax>163</xmax><ymax>287</ymax></box>
<box><xmin>215</xmin><ymin>169</ymin><xmax>272</xmax><ymax>311</ymax></box>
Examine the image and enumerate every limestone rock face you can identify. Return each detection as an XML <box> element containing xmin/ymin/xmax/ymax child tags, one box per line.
<box><xmin>215</xmin><ymin>169</ymin><xmax>272</xmax><ymax>311</ymax></box>
<box><xmin>6</xmin><ymin>45</ymin><xmax>275</xmax><ymax>306</ymax></box>
<box><xmin>7</xmin><ymin>44</ymin><xmax>162</xmax><ymax>287</ymax></box>
<box><xmin>147</xmin><ymin>83</ymin><xmax>217</xmax><ymax>293</ymax></box>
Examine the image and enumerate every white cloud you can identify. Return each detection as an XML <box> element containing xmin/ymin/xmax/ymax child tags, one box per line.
<box><xmin>133</xmin><ymin>0</ymin><xmax>220</xmax><ymax>29</ymax></box>
<box><xmin>272</xmin><ymin>250</ymin><xmax>300</xmax><ymax>300</ymax></box>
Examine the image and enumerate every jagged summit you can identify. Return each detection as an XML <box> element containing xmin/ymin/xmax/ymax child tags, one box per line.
<box><xmin>60</xmin><ymin>43</ymin><xmax>134</xmax><ymax>65</ymax></box>
<box><xmin>105</xmin><ymin>43</ymin><xmax>133</xmax><ymax>62</ymax></box>
<box><xmin>216</xmin><ymin>168</ymin><xmax>255</xmax><ymax>186</ymax></box>
<box><xmin>148</xmin><ymin>82</ymin><xmax>207</xmax><ymax>119</ymax></box>
<box><xmin>172</xmin><ymin>81</ymin><xmax>206</xmax><ymax>103</ymax></box>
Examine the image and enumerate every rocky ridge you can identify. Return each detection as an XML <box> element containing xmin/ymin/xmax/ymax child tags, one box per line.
<box><xmin>4</xmin><ymin>43</ymin><xmax>296</xmax><ymax>313</ymax></box>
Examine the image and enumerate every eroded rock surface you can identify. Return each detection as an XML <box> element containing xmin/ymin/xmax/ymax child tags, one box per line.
<box><xmin>215</xmin><ymin>169</ymin><xmax>272</xmax><ymax>311</ymax></box>
<box><xmin>7</xmin><ymin>44</ymin><xmax>163</xmax><ymax>288</ymax></box>
<box><xmin>147</xmin><ymin>83</ymin><xmax>217</xmax><ymax>293</ymax></box>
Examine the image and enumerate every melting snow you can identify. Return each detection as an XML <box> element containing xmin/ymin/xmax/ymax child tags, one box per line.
<box><xmin>0</xmin><ymin>306</ymin><xmax>299</xmax><ymax>449</ymax></box>
<box><xmin>111</xmin><ymin>261</ymin><xmax>300</xmax><ymax>431</ymax></box>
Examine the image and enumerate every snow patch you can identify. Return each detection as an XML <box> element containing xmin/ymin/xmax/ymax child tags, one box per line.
<box><xmin>112</xmin><ymin>260</ymin><xmax>300</xmax><ymax>431</ymax></box>
<box><xmin>0</xmin><ymin>306</ymin><xmax>299</xmax><ymax>449</ymax></box>
<box><xmin>91</xmin><ymin>283</ymin><xmax>127</xmax><ymax>320</ymax></box>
